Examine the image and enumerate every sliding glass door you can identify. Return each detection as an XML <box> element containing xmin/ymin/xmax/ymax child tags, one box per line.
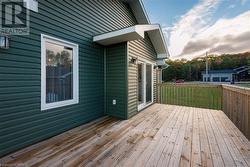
<box><xmin>138</xmin><ymin>62</ymin><xmax>153</xmax><ymax>110</ymax></box>
<box><xmin>138</xmin><ymin>63</ymin><xmax>144</xmax><ymax>106</ymax></box>
<box><xmin>146</xmin><ymin>64</ymin><xmax>152</xmax><ymax>103</ymax></box>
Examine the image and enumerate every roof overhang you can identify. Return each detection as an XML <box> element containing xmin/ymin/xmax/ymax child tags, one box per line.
<box><xmin>235</xmin><ymin>66</ymin><xmax>250</xmax><ymax>74</ymax></box>
<box><xmin>93</xmin><ymin>24</ymin><xmax>169</xmax><ymax>58</ymax></box>
<box><xmin>122</xmin><ymin>0</ymin><xmax>150</xmax><ymax>24</ymax></box>
<box><xmin>155</xmin><ymin>59</ymin><xmax>169</xmax><ymax>69</ymax></box>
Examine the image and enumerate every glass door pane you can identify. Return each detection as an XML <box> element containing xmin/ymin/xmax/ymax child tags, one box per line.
<box><xmin>146</xmin><ymin>64</ymin><xmax>152</xmax><ymax>103</ymax></box>
<box><xmin>138</xmin><ymin>63</ymin><xmax>144</xmax><ymax>105</ymax></box>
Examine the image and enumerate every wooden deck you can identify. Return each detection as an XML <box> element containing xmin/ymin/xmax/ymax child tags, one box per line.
<box><xmin>1</xmin><ymin>104</ymin><xmax>250</xmax><ymax>167</ymax></box>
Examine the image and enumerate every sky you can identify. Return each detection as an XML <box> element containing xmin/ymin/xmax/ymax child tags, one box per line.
<box><xmin>143</xmin><ymin>0</ymin><xmax>250</xmax><ymax>60</ymax></box>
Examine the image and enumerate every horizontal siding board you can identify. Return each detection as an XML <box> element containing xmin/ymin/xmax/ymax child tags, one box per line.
<box><xmin>0</xmin><ymin>109</ymin><xmax>103</xmax><ymax>141</ymax></box>
<box><xmin>106</xmin><ymin>43</ymin><xmax>127</xmax><ymax>119</ymax></box>
<box><xmin>127</xmin><ymin>34</ymin><xmax>158</xmax><ymax>118</ymax></box>
<box><xmin>0</xmin><ymin>0</ymin><xmax>137</xmax><ymax>157</ymax></box>
<box><xmin>0</xmin><ymin>112</ymin><xmax>102</xmax><ymax>156</ymax></box>
<box><xmin>39</xmin><ymin>2</ymin><xmax>105</xmax><ymax>36</ymax></box>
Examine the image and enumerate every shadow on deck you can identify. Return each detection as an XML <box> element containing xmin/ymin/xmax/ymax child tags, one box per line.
<box><xmin>1</xmin><ymin>104</ymin><xmax>250</xmax><ymax>167</ymax></box>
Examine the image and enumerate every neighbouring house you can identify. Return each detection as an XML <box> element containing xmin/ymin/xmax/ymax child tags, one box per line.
<box><xmin>202</xmin><ymin>66</ymin><xmax>250</xmax><ymax>82</ymax></box>
<box><xmin>0</xmin><ymin>0</ymin><xmax>169</xmax><ymax>157</ymax></box>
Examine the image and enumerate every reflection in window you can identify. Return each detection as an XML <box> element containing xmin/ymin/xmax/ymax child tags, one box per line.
<box><xmin>212</xmin><ymin>77</ymin><xmax>220</xmax><ymax>82</ymax></box>
<box><xmin>221</xmin><ymin>77</ymin><xmax>229</xmax><ymax>82</ymax></box>
<box><xmin>146</xmin><ymin>64</ymin><xmax>152</xmax><ymax>103</ymax></box>
<box><xmin>138</xmin><ymin>63</ymin><xmax>144</xmax><ymax>105</ymax></box>
<box><xmin>46</xmin><ymin>42</ymin><xmax>73</xmax><ymax>103</ymax></box>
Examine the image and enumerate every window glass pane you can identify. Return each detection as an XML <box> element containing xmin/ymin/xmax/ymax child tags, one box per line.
<box><xmin>146</xmin><ymin>64</ymin><xmax>152</xmax><ymax>103</ymax></box>
<box><xmin>138</xmin><ymin>63</ymin><xmax>144</xmax><ymax>105</ymax></box>
<box><xmin>46</xmin><ymin>41</ymin><xmax>73</xmax><ymax>103</ymax></box>
<box><xmin>212</xmin><ymin>77</ymin><xmax>220</xmax><ymax>82</ymax></box>
<box><xmin>221</xmin><ymin>77</ymin><xmax>228</xmax><ymax>82</ymax></box>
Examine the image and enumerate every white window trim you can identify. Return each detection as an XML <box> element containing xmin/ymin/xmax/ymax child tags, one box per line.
<box><xmin>41</xmin><ymin>34</ymin><xmax>79</xmax><ymax>111</ymax></box>
<box><xmin>138</xmin><ymin>59</ymin><xmax>154</xmax><ymax>111</ymax></box>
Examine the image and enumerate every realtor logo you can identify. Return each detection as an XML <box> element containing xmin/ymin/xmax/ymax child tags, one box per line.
<box><xmin>0</xmin><ymin>0</ymin><xmax>30</xmax><ymax>35</ymax></box>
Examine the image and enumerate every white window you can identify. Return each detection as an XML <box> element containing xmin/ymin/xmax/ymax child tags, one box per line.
<box><xmin>41</xmin><ymin>34</ymin><xmax>79</xmax><ymax>111</ymax></box>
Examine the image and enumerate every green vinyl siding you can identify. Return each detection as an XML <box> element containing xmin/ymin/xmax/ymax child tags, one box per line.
<box><xmin>127</xmin><ymin>35</ymin><xmax>158</xmax><ymax>118</ymax></box>
<box><xmin>0</xmin><ymin>0</ymin><xmax>137</xmax><ymax>157</ymax></box>
<box><xmin>106</xmin><ymin>43</ymin><xmax>128</xmax><ymax>119</ymax></box>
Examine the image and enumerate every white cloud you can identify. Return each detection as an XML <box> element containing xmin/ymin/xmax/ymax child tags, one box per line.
<box><xmin>164</xmin><ymin>0</ymin><xmax>250</xmax><ymax>60</ymax></box>
<box><xmin>164</xmin><ymin>0</ymin><xmax>222</xmax><ymax>59</ymax></box>
<box><xmin>177</xmin><ymin>11</ymin><xmax>250</xmax><ymax>59</ymax></box>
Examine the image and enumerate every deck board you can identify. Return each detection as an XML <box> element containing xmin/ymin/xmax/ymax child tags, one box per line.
<box><xmin>1</xmin><ymin>104</ymin><xmax>250</xmax><ymax>167</ymax></box>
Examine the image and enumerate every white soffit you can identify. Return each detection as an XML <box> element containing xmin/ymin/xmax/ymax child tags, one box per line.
<box><xmin>122</xmin><ymin>0</ymin><xmax>169</xmax><ymax>58</ymax></box>
<box><xmin>93</xmin><ymin>25</ymin><xmax>169</xmax><ymax>58</ymax></box>
<box><xmin>93</xmin><ymin>26</ymin><xmax>144</xmax><ymax>46</ymax></box>
<box><xmin>147</xmin><ymin>26</ymin><xmax>169</xmax><ymax>58</ymax></box>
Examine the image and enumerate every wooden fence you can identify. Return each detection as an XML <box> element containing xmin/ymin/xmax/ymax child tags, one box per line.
<box><xmin>157</xmin><ymin>83</ymin><xmax>250</xmax><ymax>140</ymax></box>
<box><xmin>222</xmin><ymin>85</ymin><xmax>250</xmax><ymax>139</ymax></box>
<box><xmin>157</xmin><ymin>84</ymin><xmax>222</xmax><ymax>110</ymax></box>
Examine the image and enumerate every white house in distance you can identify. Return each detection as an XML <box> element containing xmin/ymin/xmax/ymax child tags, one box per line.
<box><xmin>202</xmin><ymin>66</ymin><xmax>250</xmax><ymax>82</ymax></box>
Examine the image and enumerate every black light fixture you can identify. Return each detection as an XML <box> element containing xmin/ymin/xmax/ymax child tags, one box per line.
<box><xmin>0</xmin><ymin>35</ymin><xmax>10</xmax><ymax>49</ymax></box>
<box><xmin>129</xmin><ymin>57</ymin><xmax>138</xmax><ymax>65</ymax></box>
<box><xmin>154</xmin><ymin>65</ymin><xmax>159</xmax><ymax>69</ymax></box>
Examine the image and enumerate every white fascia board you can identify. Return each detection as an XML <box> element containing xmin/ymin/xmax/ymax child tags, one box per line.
<box><xmin>157</xmin><ymin>54</ymin><xmax>168</xmax><ymax>59</ymax></box>
<box><xmin>138</xmin><ymin>0</ymin><xmax>150</xmax><ymax>24</ymax></box>
<box><xmin>93</xmin><ymin>24</ymin><xmax>170</xmax><ymax>58</ymax></box>
<box><xmin>93</xmin><ymin>26</ymin><xmax>136</xmax><ymax>42</ymax></box>
<box><xmin>122</xmin><ymin>0</ymin><xmax>170</xmax><ymax>57</ymax></box>
<box><xmin>158</xmin><ymin>26</ymin><xmax>170</xmax><ymax>58</ymax></box>
<box><xmin>136</xmin><ymin>24</ymin><xmax>170</xmax><ymax>58</ymax></box>
<box><xmin>93</xmin><ymin>26</ymin><xmax>145</xmax><ymax>46</ymax></box>
<box><xmin>122</xmin><ymin>0</ymin><xmax>150</xmax><ymax>24</ymax></box>
<box><xmin>93</xmin><ymin>24</ymin><xmax>159</xmax><ymax>43</ymax></box>
<box><xmin>135</xmin><ymin>24</ymin><xmax>159</xmax><ymax>32</ymax></box>
<box><xmin>23</xmin><ymin>0</ymin><xmax>38</xmax><ymax>12</ymax></box>
<box><xmin>147</xmin><ymin>28</ymin><xmax>169</xmax><ymax>58</ymax></box>
<box><xmin>93</xmin><ymin>25</ymin><xmax>158</xmax><ymax>46</ymax></box>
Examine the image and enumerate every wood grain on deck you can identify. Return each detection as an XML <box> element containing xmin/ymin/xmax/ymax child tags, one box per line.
<box><xmin>1</xmin><ymin>104</ymin><xmax>250</xmax><ymax>167</ymax></box>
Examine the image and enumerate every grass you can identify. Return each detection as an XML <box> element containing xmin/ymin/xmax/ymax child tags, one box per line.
<box><xmin>159</xmin><ymin>84</ymin><xmax>222</xmax><ymax>110</ymax></box>
<box><xmin>236</xmin><ymin>83</ymin><xmax>250</xmax><ymax>88</ymax></box>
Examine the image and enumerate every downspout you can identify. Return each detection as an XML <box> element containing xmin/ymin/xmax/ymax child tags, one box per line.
<box><xmin>104</xmin><ymin>48</ymin><xmax>107</xmax><ymax>115</ymax></box>
<box><xmin>125</xmin><ymin>42</ymin><xmax>129</xmax><ymax>119</ymax></box>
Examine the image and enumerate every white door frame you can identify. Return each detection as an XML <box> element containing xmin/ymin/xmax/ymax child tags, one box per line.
<box><xmin>138</xmin><ymin>60</ymin><xmax>154</xmax><ymax>111</ymax></box>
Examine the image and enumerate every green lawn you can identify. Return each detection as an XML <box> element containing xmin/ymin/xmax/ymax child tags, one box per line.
<box><xmin>236</xmin><ymin>83</ymin><xmax>250</xmax><ymax>88</ymax></box>
<box><xmin>159</xmin><ymin>84</ymin><xmax>222</xmax><ymax>110</ymax></box>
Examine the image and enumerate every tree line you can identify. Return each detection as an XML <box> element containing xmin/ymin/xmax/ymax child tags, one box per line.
<box><xmin>162</xmin><ymin>52</ymin><xmax>250</xmax><ymax>82</ymax></box>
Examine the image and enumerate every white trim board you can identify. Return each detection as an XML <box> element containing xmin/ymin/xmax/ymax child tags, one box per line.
<box><xmin>93</xmin><ymin>24</ymin><xmax>169</xmax><ymax>58</ymax></box>
<box><xmin>137</xmin><ymin>60</ymin><xmax>154</xmax><ymax>111</ymax></box>
<box><xmin>41</xmin><ymin>34</ymin><xmax>79</xmax><ymax>111</ymax></box>
<box><xmin>122</xmin><ymin>0</ymin><xmax>150</xmax><ymax>24</ymax></box>
<box><xmin>23</xmin><ymin>0</ymin><xmax>38</xmax><ymax>12</ymax></box>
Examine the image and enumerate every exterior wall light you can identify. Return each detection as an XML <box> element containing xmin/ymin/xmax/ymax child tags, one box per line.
<box><xmin>129</xmin><ymin>57</ymin><xmax>138</xmax><ymax>65</ymax></box>
<box><xmin>0</xmin><ymin>35</ymin><xmax>10</xmax><ymax>49</ymax></box>
<box><xmin>154</xmin><ymin>65</ymin><xmax>159</xmax><ymax>69</ymax></box>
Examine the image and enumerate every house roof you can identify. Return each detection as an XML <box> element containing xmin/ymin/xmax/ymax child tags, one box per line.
<box><xmin>202</xmin><ymin>66</ymin><xmax>250</xmax><ymax>75</ymax></box>
<box><xmin>124</xmin><ymin>0</ymin><xmax>169</xmax><ymax>58</ymax></box>
<box><xmin>93</xmin><ymin>0</ymin><xmax>170</xmax><ymax>59</ymax></box>
<box><xmin>202</xmin><ymin>69</ymin><xmax>235</xmax><ymax>75</ymax></box>
<box><xmin>122</xmin><ymin>0</ymin><xmax>150</xmax><ymax>24</ymax></box>
<box><xmin>234</xmin><ymin>66</ymin><xmax>250</xmax><ymax>74</ymax></box>
<box><xmin>93</xmin><ymin>24</ymin><xmax>169</xmax><ymax>59</ymax></box>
